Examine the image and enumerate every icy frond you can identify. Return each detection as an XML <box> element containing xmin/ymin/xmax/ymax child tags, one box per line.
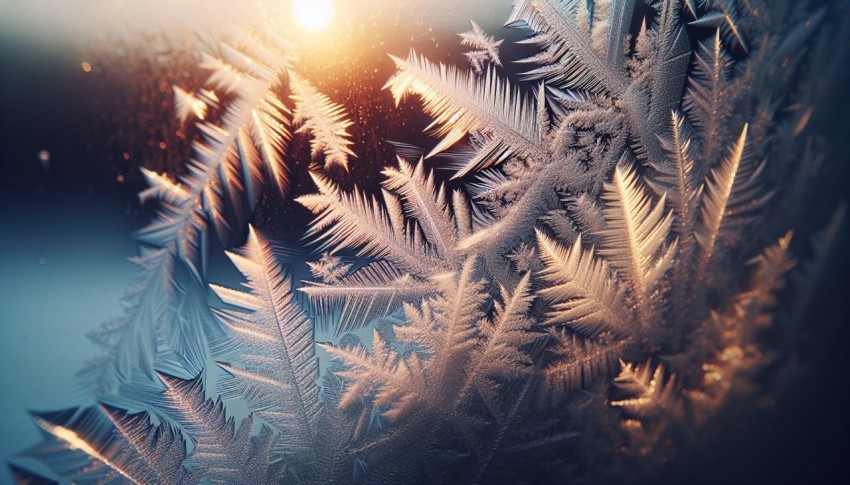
<box><xmin>382</xmin><ymin>158</ymin><xmax>459</xmax><ymax>263</ymax></box>
<box><xmin>310</xmin><ymin>365</ymin><xmax>363</xmax><ymax>483</ymax></box>
<box><xmin>403</xmin><ymin>259</ymin><xmax>487</xmax><ymax>401</ymax></box>
<box><xmin>537</xmin><ymin>231</ymin><xmax>633</xmax><ymax>337</ymax></box>
<box><xmin>683</xmin><ymin>0</ymin><xmax>699</xmax><ymax>18</ymax></box>
<box><xmin>155</xmin><ymin>373</ymin><xmax>274</xmax><ymax>483</ymax></box>
<box><xmin>568</xmin><ymin>192</ymin><xmax>607</xmax><ymax>242</ymax></box>
<box><xmin>81</xmin><ymin>248</ymin><xmax>177</xmax><ymax>394</ymax></box>
<box><xmin>298</xmin><ymin>160</ymin><xmax>482</xmax><ymax>333</ymax></box>
<box><xmin>23</xmin><ymin>374</ymin><xmax>275</xmax><ymax>484</ymax></box>
<box><xmin>598</xmin><ymin>160</ymin><xmax>676</xmax><ymax>323</ymax></box>
<box><xmin>507</xmin><ymin>242</ymin><xmax>538</xmax><ymax>273</ymax></box>
<box><xmin>683</xmin><ymin>30</ymin><xmax>734</xmax><ymax>168</ymax></box>
<box><xmin>139</xmin><ymin>31</ymin><xmax>296</xmax><ymax>271</ymax></box>
<box><xmin>458</xmin><ymin>163</ymin><xmax>561</xmax><ymax>277</ymax></box>
<box><xmin>173</xmin><ymin>86</ymin><xmax>208</xmax><ymax>123</ymax></box>
<box><xmin>210</xmin><ymin>227</ymin><xmax>321</xmax><ymax>464</ymax></box>
<box><xmin>453</xmin><ymin>188</ymin><xmax>475</xmax><ymax>238</ymax></box>
<box><xmin>627</xmin><ymin>18</ymin><xmax>653</xmax><ymax>76</ymax></box>
<box><xmin>87</xmin><ymin>29</ymin><xmax>301</xmax><ymax>392</ymax></box>
<box><xmin>461</xmin><ymin>191</ymin><xmax>548</xmax><ymax>279</ymax></box>
<box><xmin>203</xmin><ymin>29</ymin><xmax>294</xmax><ymax>93</ymax></box>
<box><xmin>535</xmin><ymin>82</ymin><xmax>551</xmax><ymax>137</ymax></box>
<box><xmin>539</xmin><ymin>209</ymin><xmax>575</xmax><ymax>240</ymax></box>
<box><xmin>327</xmin><ymin>260</ymin><xmax>489</xmax><ymax>416</ymax></box>
<box><xmin>543</xmin><ymin>331</ymin><xmax>628</xmax><ymax>403</ymax></box>
<box><xmin>325</xmin><ymin>258</ymin><xmax>542</xmax><ymax>481</ymax></box>
<box><xmin>743</xmin><ymin>231</ymin><xmax>796</xmax><ymax>314</ymax></box>
<box><xmin>302</xmin><ymin>260</ymin><xmax>435</xmax><ymax>335</ymax></box>
<box><xmin>694</xmin><ymin>123</ymin><xmax>747</xmax><ymax>267</ymax></box>
<box><xmin>464</xmin><ymin>51</ymin><xmax>492</xmax><ymax>77</ymax></box>
<box><xmin>611</xmin><ymin>360</ymin><xmax>680</xmax><ymax>422</ymax></box>
<box><xmin>139</xmin><ymin>167</ymin><xmax>189</xmax><ymax>206</ymax></box>
<box><xmin>651</xmin><ymin>110</ymin><xmax>702</xmax><ymax>322</ymax></box>
<box><xmin>385</xmin><ymin>51</ymin><xmax>541</xmax><ymax>170</ymax></box>
<box><xmin>695</xmin><ymin>124</ymin><xmax>770</xmax><ymax>275</ymax></box>
<box><xmin>26</xmin><ymin>405</ymin><xmax>186</xmax><ymax>484</ymax></box>
<box><xmin>307</xmin><ymin>252</ymin><xmax>352</xmax><ymax>283</ymax></box>
<box><xmin>611</xmin><ymin>361</ymin><xmax>682</xmax><ymax>457</ymax></box>
<box><xmin>458</xmin><ymin>97</ymin><xmax>627</xmax><ymax>270</ymax></box>
<box><xmin>626</xmin><ymin>0</ymin><xmax>691</xmax><ymax>165</ymax></box>
<box><xmin>507</xmin><ymin>0</ymin><xmax>630</xmax><ymax>95</ymax></box>
<box><xmin>387</xmin><ymin>139</ymin><xmax>427</xmax><ymax>161</ymax></box>
<box><xmin>689</xmin><ymin>0</ymin><xmax>749</xmax><ymax>53</ymax></box>
<box><xmin>322</xmin><ymin>328</ymin><xmax>420</xmax><ymax>420</ymax></box>
<box><xmin>297</xmin><ymin>172</ymin><xmax>438</xmax><ymax>277</ymax></box>
<box><xmin>652</xmin><ymin>111</ymin><xmax>700</xmax><ymax>216</ymax></box>
<box><xmin>598</xmin><ymin>0</ymin><xmax>637</xmax><ymax>72</ymax></box>
<box><xmin>459</xmin><ymin>20</ymin><xmax>504</xmax><ymax>74</ymax></box>
<box><xmin>458</xmin><ymin>272</ymin><xmax>538</xmax><ymax>415</ymax></box>
<box><xmin>290</xmin><ymin>73</ymin><xmax>356</xmax><ymax>170</ymax></box>
<box><xmin>198</xmin><ymin>32</ymin><xmax>294</xmax><ymax>196</ymax></box>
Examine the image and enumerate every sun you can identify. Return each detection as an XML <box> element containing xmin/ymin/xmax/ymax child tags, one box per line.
<box><xmin>293</xmin><ymin>0</ymin><xmax>334</xmax><ymax>31</ymax></box>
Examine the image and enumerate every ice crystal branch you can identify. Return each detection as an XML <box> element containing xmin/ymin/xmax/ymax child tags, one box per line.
<box><xmin>290</xmin><ymin>73</ymin><xmax>356</xmax><ymax>170</ymax></box>
<box><xmin>298</xmin><ymin>159</ymin><xmax>475</xmax><ymax>332</ymax></box>
<box><xmin>210</xmin><ymin>227</ymin><xmax>321</xmax><ymax>466</ymax></box>
<box><xmin>459</xmin><ymin>20</ymin><xmax>504</xmax><ymax>74</ymax></box>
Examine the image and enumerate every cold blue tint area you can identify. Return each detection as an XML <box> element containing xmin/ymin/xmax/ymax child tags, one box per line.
<box><xmin>0</xmin><ymin>198</ymin><xmax>139</xmax><ymax>480</ymax></box>
<box><xmin>0</xmin><ymin>24</ymin><xmax>145</xmax><ymax>482</ymax></box>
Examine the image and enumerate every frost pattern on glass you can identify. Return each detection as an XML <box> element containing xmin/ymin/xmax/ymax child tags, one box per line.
<box><xmin>10</xmin><ymin>1</ymin><xmax>847</xmax><ymax>483</ymax></box>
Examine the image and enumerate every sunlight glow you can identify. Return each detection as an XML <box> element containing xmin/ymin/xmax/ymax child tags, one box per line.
<box><xmin>293</xmin><ymin>0</ymin><xmax>334</xmax><ymax>31</ymax></box>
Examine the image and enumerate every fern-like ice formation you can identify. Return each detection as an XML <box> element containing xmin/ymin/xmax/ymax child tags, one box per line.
<box><xmin>290</xmin><ymin>73</ymin><xmax>356</xmax><ymax>171</ymax></box>
<box><xmin>297</xmin><ymin>157</ymin><xmax>476</xmax><ymax>333</ymax></box>
<box><xmin>82</xmin><ymin>29</ymin><xmax>357</xmax><ymax>395</ymax></box>
<box><xmin>11</xmin><ymin>1</ymin><xmax>849</xmax><ymax>483</ymax></box>
<box><xmin>460</xmin><ymin>20</ymin><xmax>504</xmax><ymax>74</ymax></box>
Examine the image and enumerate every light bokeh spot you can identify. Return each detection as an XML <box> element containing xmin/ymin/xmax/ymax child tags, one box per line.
<box><xmin>293</xmin><ymin>0</ymin><xmax>334</xmax><ymax>31</ymax></box>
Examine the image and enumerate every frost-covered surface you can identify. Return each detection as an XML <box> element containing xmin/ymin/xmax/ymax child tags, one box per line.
<box><xmin>8</xmin><ymin>1</ymin><xmax>850</xmax><ymax>483</ymax></box>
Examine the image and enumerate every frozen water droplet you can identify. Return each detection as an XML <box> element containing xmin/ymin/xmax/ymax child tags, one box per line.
<box><xmin>38</xmin><ymin>257</ymin><xmax>47</xmax><ymax>265</ymax></box>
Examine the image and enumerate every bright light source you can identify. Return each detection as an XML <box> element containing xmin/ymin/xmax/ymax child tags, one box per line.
<box><xmin>293</xmin><ymin>0</ymin><xmax>334</xmax><ymax>31</ymax></box>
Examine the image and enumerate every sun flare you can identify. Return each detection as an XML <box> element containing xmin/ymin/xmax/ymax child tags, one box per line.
<box><xmin>293</xmin><ymin>0</ymin><xmax>334</xmax><ymax>31</ymax></box>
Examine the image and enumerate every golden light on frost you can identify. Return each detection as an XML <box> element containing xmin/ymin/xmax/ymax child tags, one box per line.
<box><xmin>293</xmin><ymin>0</ymin><xmax>334</xmax><ymax>31</ymax></box>
<box><xmin>35</xmin><ymin>418</ymin><xmax>135</xmax><ymax>482</ymax></box>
